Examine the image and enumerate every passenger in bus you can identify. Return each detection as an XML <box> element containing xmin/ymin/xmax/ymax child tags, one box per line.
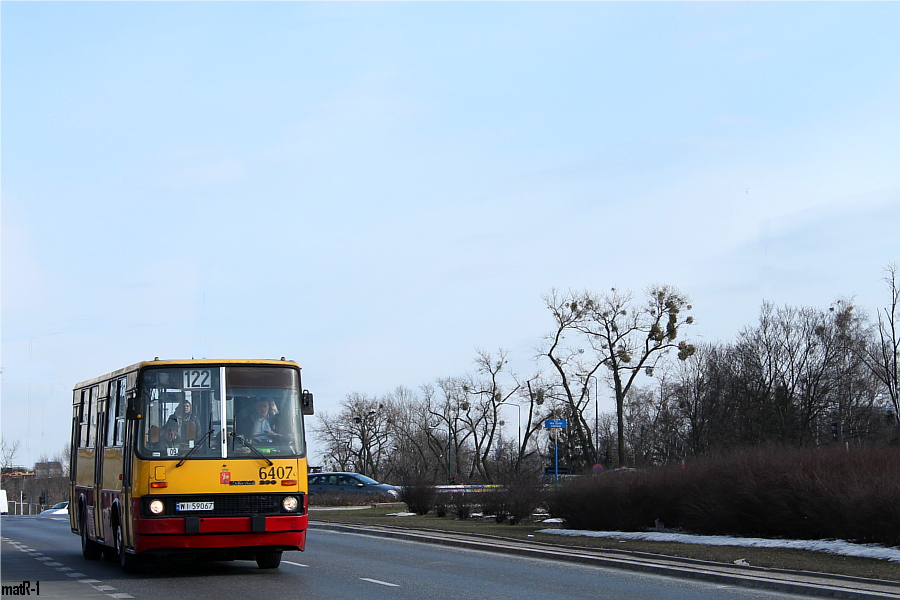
<box><xmin>154</xmin><ymin>423</ymin><xmax>181</xmax><ymax>455</ymax></box>
<box><xmin>238</xmin><ymin>398</ymin><xmax>279</xmax><ymax>438</ymax></box>
<box><xmin>167</xmin><ymin>399</ymin><xmax>201</xmax><ymax>441</ymax></box>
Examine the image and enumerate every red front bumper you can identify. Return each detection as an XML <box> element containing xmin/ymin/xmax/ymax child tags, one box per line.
<box><xmin>133</xmin><ymin>515</ymin><xmax>307</xmax><ymax>553</ymax></box>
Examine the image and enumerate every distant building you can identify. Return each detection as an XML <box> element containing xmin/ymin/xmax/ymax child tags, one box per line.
<box><xmin>34</xmin><ymin>461</ymin><xmax>64</xmax><ymax>479</ymax></box>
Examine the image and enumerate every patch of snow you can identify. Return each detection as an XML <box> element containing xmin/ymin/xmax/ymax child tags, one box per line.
<box><xmin>386</xmin><ymin>512</ymin><xmax>417</xmax><ymax>517</ymax></box>
<box><xmin>536</xmin><ymin>529</ymin><xmax>900</xmax><ymax>562</ymax></box>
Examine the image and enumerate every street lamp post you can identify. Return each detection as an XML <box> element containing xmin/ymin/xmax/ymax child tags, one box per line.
<box><xmin>497</xmin><ymin>402</ymin><xmax>521</xmax><ymax>469</ymax></box>
<box><xmin>427</xmin><ymin>416</ymin><xmax>453</xmax><ymax>484</ymax></box>
<box><xmin>578</xmin><ymin>374</ymin><xmax>600</xmax><ymax>464</ymax></box>
<box><xmin>352</xmin><ymin>410</ymin><xmax>376</xmax><ymax>477</ymax></box>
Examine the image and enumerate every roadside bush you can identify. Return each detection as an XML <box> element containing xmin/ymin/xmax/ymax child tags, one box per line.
<box><xmin>479</xmin><ymin>490</ymin><xmax>508</xmax><ymax>523</ymax></box>
<box><xmin>680</xmin><ymin>446</ymin><xmax>900</xmax><ymax>545</ymax></box>
<box><xmin>549</xmin><ymin>466</ymin><xmax>686</xmax><ymax>531</ymax></box>
<box><xmin>506</xmin><ymin>472</ymin><xmax>547</xmax><ymax>525</ymax></box>
<box><xmin>548</xmin><ymin>445</ymin><xmax>900</xmax><ymax>546</ymax></box>
<box><xmin>449</xmin><ymin>492</ymin><xmax>474</xmax><ymax>519</ymax></box>
<box><xmin>309</xmin><ymin>492</ymin><xmax>380</xmax><ymax>507</ymax></box>
<box><xmin>400</xmin><ymin>480</ymin><xmax>436</xmax><ymax>516</ymax></box>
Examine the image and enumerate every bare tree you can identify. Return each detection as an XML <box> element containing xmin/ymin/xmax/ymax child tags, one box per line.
<box><xmin>576</xmin><ymin>285</ymin><xmax>696</xmax><ymax>466</ymax></box>
<box><xmin>1</xmin><ymin>438</ymin><xmax>21</xmax><ymax>470</ymax></box>
<box><xmin>540</xmin><ymin>289</ymin><xmax>611</xmax><ymax>469</ymax></box>
<box><xmin>467</xmin><ymin>349</ymin><xmax>520</xmax><ymax>482</ymax></box>
<box><xmin>380</xmin><ymin>385</ymin><xmax>450</xmax><ymax>484</ymax></box>
<box><xmin>512</xmin><ymin>375</ymin><xmax>555</xmax><ymax>472</ymax></box>
<box><xmin>869</xmin><ymin>263</ymin><xmax>900</xmax><ymax>427</ymax></box>
<box><xmin>313</xmin><ymin>393</ymin><xmax>397</xmax><ymax>479</ymax></box>
<box><xmin>540</xmin><ymin>286</ymin><xmax>696</xmax><ymax>468</ymax></box>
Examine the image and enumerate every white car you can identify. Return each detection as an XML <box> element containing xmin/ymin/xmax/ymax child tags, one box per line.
<box><xmin>39</xmin><ymin>501</ymin><xmax>69</xmax><ymax>515</ymax></box>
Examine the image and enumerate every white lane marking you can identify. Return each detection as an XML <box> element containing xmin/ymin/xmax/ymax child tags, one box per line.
<box><xmin>283</xmin><ymin>561</ymin><xmax>309</xmax><ymax>567</ymax></box>
<box><xmin>360</xmin><ymin>578</ymin><xmax>400</xmax><ymax>587</ymax></box>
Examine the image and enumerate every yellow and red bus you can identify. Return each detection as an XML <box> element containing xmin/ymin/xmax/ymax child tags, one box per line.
<box><xmin>69</xmin><ymin>359</ymin><xmax>314</xmax><ymax>573</ymax></box>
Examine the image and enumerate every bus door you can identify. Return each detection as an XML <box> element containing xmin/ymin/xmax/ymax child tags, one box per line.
<box><xmin>69</xmin><ymin>395</ymin><xmax>81</xmax><ymax>532</ymax></box>
<box><xmin>101</xmin><ymin>377</ymin><xmax>127</xmax><ymax>545</ymax></box>
<box><xmin>92</xmin><ymin>383</ymin><xmax>108</xmax><ymax>542</ymax></box>
<box><xmin>121</xmin><ymin>372</ymin><xmax>139</xmax><ymax>549</ymax></box>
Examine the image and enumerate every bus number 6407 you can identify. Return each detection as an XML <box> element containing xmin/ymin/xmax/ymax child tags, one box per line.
<box><xmin>259</xmin><ymin>466</ymin><xmax>293</xmax><ymax>480</ymax></box>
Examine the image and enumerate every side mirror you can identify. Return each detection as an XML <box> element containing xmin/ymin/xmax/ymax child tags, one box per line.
<box><xmin>301</xmin><ymin>390</ymin><xmax>314</xmax><ymax>415</ymax></box>
<box><xmin>125</xmin><ymin>389</ymin><xmax>142</xmax><ymax>420</ymax></box>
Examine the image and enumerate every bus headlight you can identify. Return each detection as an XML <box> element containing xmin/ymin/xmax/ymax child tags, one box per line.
<box><xmin>149</xmin><ymin>499</ymin><xmax>165</xmax><ymax>515</ymax></box>
<box><xmin>282</xmin><ymin>496</ymin><xmax>299</xmax><ymax>512</ymax></box>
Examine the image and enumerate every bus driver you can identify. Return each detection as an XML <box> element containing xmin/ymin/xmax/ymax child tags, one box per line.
<box><xmin>239</xmin><ymin>399</ymin><xmax>279</xmax><ymax>438</ymax></box>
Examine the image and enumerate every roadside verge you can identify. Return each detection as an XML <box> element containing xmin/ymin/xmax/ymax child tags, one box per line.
<box><xmin>310</xmin><ymin>520</ymin><xmax>900</xmax><ymax>600</ymax></box>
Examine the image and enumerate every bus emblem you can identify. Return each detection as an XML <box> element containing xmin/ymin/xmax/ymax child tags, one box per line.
<box><xmin>220</xmin><ymin>470</ymin><xmax>231</xmax><ymax>485</ymax></box>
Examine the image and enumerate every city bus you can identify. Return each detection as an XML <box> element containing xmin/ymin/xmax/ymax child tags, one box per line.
<box><xmin>68</xmin><ymin>358</ymin><xmax>314</xmax><ymax>573</ymax></box>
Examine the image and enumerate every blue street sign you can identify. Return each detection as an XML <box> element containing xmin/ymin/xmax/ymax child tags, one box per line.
<box><xmin>544</xmin><ymin>419</ymin><xmax>568</xmax><ymax>429</ymax></box>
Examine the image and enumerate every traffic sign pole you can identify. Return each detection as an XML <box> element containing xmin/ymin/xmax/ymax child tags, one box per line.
<box><xmin>543</xmin><ymin>420</ymin><xmax>568</xmax><ymax>485</ymax></box>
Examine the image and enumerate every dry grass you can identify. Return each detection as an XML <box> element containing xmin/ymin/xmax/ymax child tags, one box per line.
<box><xmin>309</xmin><ymin>505</ymin><xmax>900</xmax><ymax>583</ymax></box>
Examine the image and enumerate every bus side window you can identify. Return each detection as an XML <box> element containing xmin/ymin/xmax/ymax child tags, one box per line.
<box><xmin>88</xmin><ymin>386</ymin><xmax>100</xmax><ymax>448</ymax></box>
<box><xmin>73</xmin><ymin>394</ymin><xmax>83</xmax><ymax>449</ymax></box>
<box><xmin>80</xmin><ymin>389</ymin><xmax>90</xmax><ymax>448</ymax></box>
<box><xmin>115</xmin><ymin>378</ymin><xmax>127</xmax><ymax>446</ymax></box>
<box><xmin>106</xmin><ymin>380</ymin><xmax>118</xmax><ymax>447</ymax></box>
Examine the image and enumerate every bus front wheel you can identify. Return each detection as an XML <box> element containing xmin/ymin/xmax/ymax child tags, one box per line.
<box><xmin>256</xmin><ymin>548</ymin><xmax>282</xmax><ymax>569</ymax></box>
<box><xmin>114</xmin><ymin>520</ymin><xmax>141</xmax><ymax>574</ymax></box>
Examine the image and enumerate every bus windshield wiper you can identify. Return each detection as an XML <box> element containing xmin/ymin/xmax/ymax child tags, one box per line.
<box><xmin>175</xmin><ymin>428</ymin><xmax>215</xmax><ymax>468</ymax></box>
<box><xmin>230</xmin><ymin>432</ymin><xmax>274</xmax><ymax>466</ymax></box>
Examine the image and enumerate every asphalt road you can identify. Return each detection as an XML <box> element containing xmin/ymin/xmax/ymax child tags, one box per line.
<box><xmin>1</xmin><ymin>515</ymin><xmax>811</xmax><ymax>600</ymax></box>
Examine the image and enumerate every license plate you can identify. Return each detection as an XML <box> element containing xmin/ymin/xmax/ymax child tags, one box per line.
<box><xmin>175</xmin><ymin>502</ymin><xmax>214</xmax><ymax>511</ymax></box>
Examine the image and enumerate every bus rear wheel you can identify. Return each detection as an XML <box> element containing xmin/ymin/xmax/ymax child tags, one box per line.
<box><xmin>256</xmin><ymin>548</ymin><xmax>282</xmax><ymax>569</ymax></box>
<box><xmin>79</xmin><ymin>507</ymin><xmax>103</xmax><ymax>561</ymax></box>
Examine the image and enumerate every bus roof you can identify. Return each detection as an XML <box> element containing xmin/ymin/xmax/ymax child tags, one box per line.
<box><xmin>73</xmin><ymin>358</ymin><xmax>301</xmax><ymax>390</ymax></box>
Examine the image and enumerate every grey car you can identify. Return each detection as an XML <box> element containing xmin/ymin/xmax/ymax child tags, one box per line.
<box><xmin>308</xmin><ymin>472</ymin><xmax>400</xmax><ymax>499</ymax></box>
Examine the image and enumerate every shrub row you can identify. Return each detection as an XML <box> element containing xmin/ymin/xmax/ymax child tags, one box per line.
<box><xmin>308</xmin><ymin>491</ymin><xmax>397</xmax><ymax>506</ymax></box>
<box><xmin>399</xmin><ymin>473</ymin><xmax>546</xmax><ymax>524</ymax></box>
<box><xmin>548</xmin><ymin>445</ymin><xmax>900</xmax><ymax>546</ymax></box>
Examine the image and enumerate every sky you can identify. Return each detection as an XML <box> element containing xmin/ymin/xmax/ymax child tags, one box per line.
<box><xmin>2</xmin><ymin>2</ymin><xmax>899</xmax><ymax>469</ymax></box>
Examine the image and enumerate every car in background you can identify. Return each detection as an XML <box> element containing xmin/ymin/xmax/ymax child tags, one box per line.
<box><xmin>39</xmin><ymin>501</ymin><xmax>69</xmax><ymax>515</ymax></box>
<box><xmin>308</xmin><ymin>472</ymin><xmax>400</xmax><ymax>500</ymax></box>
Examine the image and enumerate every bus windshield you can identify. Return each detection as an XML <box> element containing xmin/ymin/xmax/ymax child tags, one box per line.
<box><xmin>137</xmin><ymin>366</ymin><xmax>305</xmax><ymax>460</ymax></box>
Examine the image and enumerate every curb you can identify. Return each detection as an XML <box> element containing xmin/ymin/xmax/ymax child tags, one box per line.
<box><xmin>310</xmin><ymin>521</ymin><xmax>900</xmax><ymax>600</ymax></box>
